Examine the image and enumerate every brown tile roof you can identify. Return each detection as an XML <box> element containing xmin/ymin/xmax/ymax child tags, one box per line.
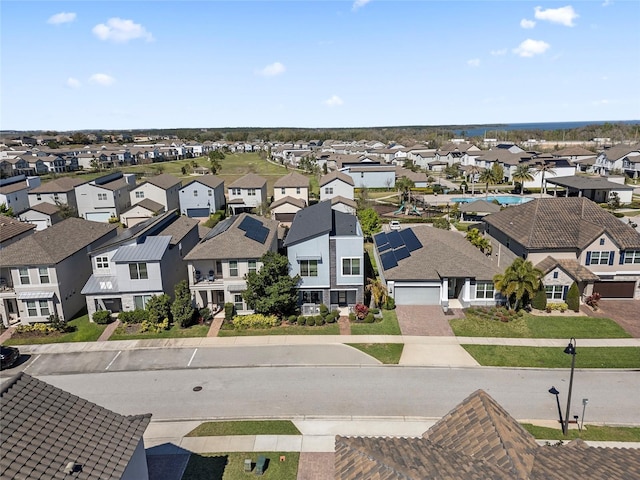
<box><xmin>184</xmin><ymin>213</ymin><xmax>278</xmax><ymax>260</ymax></box>
<box><xmin>0</xmin><ymin>217</ymin><xmax>117</xmax><ymax>266</ymax></box>
<box><xmin>378</xmin><ymin>226</ymin><xmax>500</xmax><ymax>281</ymax></box>
<box><xmin>483</xmin><ymin>197</ymin><xmax>640</xmax><ymax>251</ymax></box>
<box><xmin>535</xmin><ymin>256</ymin><xmax>600</xmax><ymax>282</ymax></box>
<box><xmin>320</xmin><ymin>170</ymin><xmax>355</xmax><ymax>187</ymax></box>
<box><xmin>0</xmin><ymin>373</ymin><xmax>151</xmax><ymax>480</ymax></box>
<box><xmin>182</xmin><ymin>175</ymin><xmax>224</xmax><ymax>189</ymax></box>
<box><xmin>143</xmin><ymin>172</ymin><xmax>181</xmax><ymax>189</ymax></box>
<box><xmin>0</xmin><ymin>214</ymin><xmax>36</xmax><ymax>243</ymax></box>
<box><xmin>28</xmin><ymin>177</ymin><xmax>86</xmax><ymax>193</ymax></box>
<box><xmin>273</xmin><ymin>172</ymin><xmax>309</xmax><ymax>188</ymax></box>
<box><xmin>228</xmin><ymin>173</ymin><xmax>267</xmax><ymax>189</ymax></box>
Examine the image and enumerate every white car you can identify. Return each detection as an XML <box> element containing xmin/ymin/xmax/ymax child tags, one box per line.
<box><xmin>389</xmin><ymin>220</ymin><xmax>401</xmax><ymax>231</ymax></box>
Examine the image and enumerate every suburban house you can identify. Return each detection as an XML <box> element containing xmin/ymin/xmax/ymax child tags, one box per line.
<box><xmin>227</xmin><ymin>173</ymin><xmax>267</xmax><ymax>215</ymax></box>
<box><xmin>329</xmin><ymin>196</ymin><xmax>358</xmax><ymax>215</ymax></box>
<box><xmin>120</xmin><ymin>198</ymin><xmax>165</xmax><ymax>228</ymax></box>
<box><xmin>335</xmin><ymin>389</ymin><xmax>640</xmax><ymax>480</ymax></box>
<box><xmin>27</xmin><ymin>176</ymin><xmax>85</xmax><ymax>213</ymax></box>
<box><xmin>270</xmin><ymin>196</ymin><xmax>307</xmax><ymax>224</ymax></box>
<box><xmin>396</xmin><ymin>167</ymin><xmax>429</xmax><ymax>187</ymax></box>
<box><xmin>593</xmin><ymin>143</ymin><xmax>640</xmax><ymax>176</ymax></box>
<box><xmin>0</xmin><ymin>218</ymin><xmax>118</xmax><ymax>326</ymax></box>
<box><xmin>284</xmin><ymin>200</ymin><xmax>364</xmax><ymax>312</ymax></box>
<box><xmin>75</xmin><ymin>172</ymin><xmax>136</xmax><ymax>222</ymax></box>
<box><xmin>179</xmin><ymin>175</ymin><xmax>226</xmax><ymax>218</ymax></box>
<box><xmin>1</xmin><ymin>373</ymin><xmax>151</xmax><ymax>480</ymax></box>
<box><xmin>483</xmin><ymin>197</ymin><xmax>640</xmax><ymax>300</ymax></box>
<box><xmin>129</xmin><ymin>173</ymin><xmax>181</xmax><ymax>211</ymax></box>
<box><xmin>319</xmin><ymin>171</ymin><xmax>355</xmax><ymax>203</ymax></box>
<box><xmin>273</xmin><ymin>172</ymin><xmax>309</xmax><ymax>204</ymax></box>
<box><xmin>373</xmin><ymin>225</ymin><xmax>501</xmax><ymax>308</ymax></box>
<box><xmin>0</xmin><ymin>175</ymin><xmax>41</xmax><ymax>215</ymax></box>
<box><xmin>342</xmin><ymin>164</ymin><xmax>396</xmax><ymax>189</ymax></box>
<box><xmin>18</xmin><ymin>202</ymin><xmax>63</xmax><ymax>230</ymax></box>
<box><xmin>184</xmin><ymin>213</ymin><xmax>279</xmax><ymax>314</ymax></box>
<box><xmin>0</xmin><ymin>214</ymin><xmax>36</xmax><ymax>249</ymax></box>
<box><xmin>81</xmin><ymin>210</ymin><xmax>199</xmax><ymax>318</ymax></box>
<box><xmin>544</xmin><ymin>175</ymin><xmax>634</xmax><ymax>204</ymax></box>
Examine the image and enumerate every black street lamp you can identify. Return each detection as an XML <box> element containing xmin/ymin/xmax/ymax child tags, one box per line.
<box><xmin>563</xmin><ymin>337</ymin><xmax>577</xmax><ymax>435</ymax></box>
<box><xmin>548</xmin><ymin>386</ymin><xmax>564</xmax><ymax>429</ymax></box>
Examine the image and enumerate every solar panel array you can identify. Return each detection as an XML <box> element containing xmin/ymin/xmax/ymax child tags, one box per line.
<box><xmin>238</xmin><ymin>216</ymin><xmax>269</xmax><ymax>244</ymax></box>
<box><xmin>374</xmin><ymin>228</ymin><xmax>423</xmax><ymax>271</ymax></box>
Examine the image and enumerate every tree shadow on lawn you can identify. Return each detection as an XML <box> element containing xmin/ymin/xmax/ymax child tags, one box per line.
<box><xmin>181</xmin><ymin>454</ymin><xmax>228</xmax><ymax>480</ymax></box>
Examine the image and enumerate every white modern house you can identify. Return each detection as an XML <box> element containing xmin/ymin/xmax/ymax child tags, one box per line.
<box><xmin>75</xmin><ymin>172</ymin><xmax>136</xmax><ymax>222</ymax></box>
<box><xmin>227</xmin><ymin>173</ymin><xmax>267</xmax><ymax>215</ymax></box>
<box><xmin>179</xmin><ymin>175</ymin><xmax>226</xmax><ymax>218</ymax></box>
<box><xmin>0</xmin><ymin>175</ymin><xmax>41</xmax><ymax>215</ymax></box>
<box><xmin>129</xmin><ymin>173</ymin><xmax>181</xmax><ymax>211</ymax></box>
<box><xmin>319</xmin><ymin>171</ymin><xmax>355</xmax><ymax>203</ymax></box>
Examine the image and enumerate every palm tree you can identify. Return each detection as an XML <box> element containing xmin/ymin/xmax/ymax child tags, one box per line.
<box><xmin>467</xmin><ymin>165</ymin><xmax>482</xmax><ymax>196</ymax></box>
<box><xmin>395</xmin><ymin>176</ymin><xmax>415</xmax><ymax>205</ymax></box>
<box><xmin>535</xmin><ymin>161</ymin><xmax>557</xmax><ymax>196</ymax></box>
<box><xmin>366</xmin><ymin>278</ymin><xmax>388</xmax><ymax>309</ymax></box>
<box><xmin>478</xmin><ymin>168</ymin><xmax>497</xmax><ymax>198</ymax></box>
<box><xmin>512</xmin><ymin>164</ymin><xmax>534</xmax><ymax>195</ymax></box>
<box><xmin>493</xmin><ymin>258</ymin><xmax>543</xmax><ymax>311</ymax></box>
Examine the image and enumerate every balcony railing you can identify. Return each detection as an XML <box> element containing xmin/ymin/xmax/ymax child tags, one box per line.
<box><xmin>193</xmin><ymin>270</ymin><xmax>217</xmax><ymax>284</ymax></box>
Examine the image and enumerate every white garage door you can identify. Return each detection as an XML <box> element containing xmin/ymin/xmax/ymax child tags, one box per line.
<box><xmin>394</xmin><ymin>286</ymin><xmax>440</xmax><ymax>305</ymax></box>
<box><xmin>85</xmin><ymin>211</ymin><xmax>112</xmax><ymax>222</ymax></box>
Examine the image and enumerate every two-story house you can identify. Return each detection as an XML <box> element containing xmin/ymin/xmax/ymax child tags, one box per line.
<box><xmin>594</xmin><ymin>144</ymin><xmax>640</xmax><ymax>176</ymax></box>
<box><xmin>270</xmin><ymin>172</ymin><xmax>309</xmax><ymax>224</ymax></box>
<box><xmin>227</xmin><ymin>173</ymin><xmax>267</xmax><ymax>215</ymax></box>
<box><xmin>179</xmin><ymin>175</ymin><xmax>226</xmax><ymax>218</ymax></box>
<box><xmin>129</xmin><ymin>173</ymin><xmax>181</xmax><ymax>211</ymax></box>
<box><xmin>81</xmin><ymin>210</ymin><xmax>199</xmax><ymax>318</ymax></box>
<box><xmin>0</xmin><ymin>218</ymin><xmax>118</xmax><ymax>326</ymax></box>
<box><xmin>319</xmin><ymin>171</ymin><xmax>355</xmax><ymax>203</ymax></box>
<box><xmin>19</xmin><ymin>203</ymin><xmax>63</xmax><ymax>231</ymax></box>
<box><xmin>75</xmin><ymin>172</ymin><xmax>136</xmax><ymax>222</ymax></box>
<box><xmin>0</xmin><ymin>214</ymin><xmax>36</xmax><ymax>249</ymax></box>
<box><xmin>483</xmin><ymin>197</ymin><xmax>640</xmax><ymax>301</ymax></box>
<box><xmin>284</xmin><ymin>200</ymin><xmax>364</xmax><ymax>312</ymax></box>
<box><xmin>0</xmin><ymin>175</ymin><xmax>41</xmax><ymax>215</ymax></box>
<box><xmin>184</xmin><ymin>213</ymin><xmax>279</xmax><ymax>314</ymax></box>
<box><xmin>28</xmin><ymin>177</ymin><xmax>86</xmax><ymax>213</ymax></box>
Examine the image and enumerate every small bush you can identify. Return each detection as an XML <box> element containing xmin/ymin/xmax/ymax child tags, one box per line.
<box><xmin>315</xmin><ymin>315</ymin><xmax>325</xmax><ymax>326</ymax></box>
<box><xmin>224</xmin><ymin>303</ymin><xmax>235</xmax><ymax>321</ymax></box>
<box><xmin>92</xmin><ymin>310</ymin><xmax>112</xmax><ymax>325</ymax></box>
<box><xmin>48</xmin><ymin>313</ymin><xmax>69</xmax><ymax>332</ymax></box>
<box><xmin>354</xmin><ymin>303</ymin><xmax>369</xmax><ymax>320</ymax></box>
<box><xmin>15</xmin><ymin>323</ymin><xmax>57</xmax><ymax>335</ymax></box>
<box><xmin>232</xmin><ymin>314</ymin><xmax>279</xmax><ymax>330</ymax></box>
<box><xmin>326</xmin><ymin>313</ymin><xmax>337</xmax><ymax>324</ymax></box>
<box><xmin>384</xmin><ymin>297</ymin><xmax>396</xmax><ymax>310</ymax></box>
<box><xmin>532</xmin><ymin>289</ymin><xmax>547</xmax><ymax>310</ymax></box>
<box><xmin>119</xmin><ymin>309</ymin><xmax>149</xmax><ymax>324</ymax></box>
<box><xmin>297</xmin><ymin>315</ymin><xmax>306</xmax><ymax>326</ymax></box>
<box><xmin>199</xmin><ymin>307</ymin><xmax>212</xmax><ymax>321</ymax></box>
<box><xmin>548</xmin><ymin>302</ymin><xmax>569</xmax><ymax>311</ymax></box>
<box><xmin>567</xmin><ymin>282</ymin><xmax>580</xmax><ymax>312</ymax></box>
<box><xmin>370</xmin><ymin>308</ymin><xmax>380</xmax><ymax>315</ymax></box>
<box><xmin>364</xmin><ymin>312</ymin><xmax>375</xmax><ymax>323</ymax></box>
<box><xmin>319</xmin><ymin>304</ymin><xmax>329</xmax><ymax>315</ymax></box>
<box><xmin>348</xmin><ymin>312</ymin><xmax>356</xmax><ymax>321</ymax></box>
<box><xmin>306</xmin><ymin>316</ymin><xmax>315</xmax><ymax>327</ymax></box>
<box><xmin>288</xmin><ymin>314</ymin><xmax>298</xmax><ymax>324</ymax></box>
<box><xmin>140</xmin><ymin>318</ymin><xmax>170</xmax><ymax>333</ymax></box>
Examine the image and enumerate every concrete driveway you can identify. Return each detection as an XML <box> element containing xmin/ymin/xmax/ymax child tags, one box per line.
<box><xmin>583</xmin><ymin>300</ymin><xmax>640</xmax><ymax>337</ymax></box>
<box><xmin>395</xmin><ymin>305</ymin><xmax>462</xmax><ymax>336</ymax></box>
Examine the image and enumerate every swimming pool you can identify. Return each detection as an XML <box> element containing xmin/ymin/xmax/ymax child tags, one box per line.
<box><xmin>451</xmin><ymin>196</ymin><xmax>533</xmax><ymax>205</ymax></box>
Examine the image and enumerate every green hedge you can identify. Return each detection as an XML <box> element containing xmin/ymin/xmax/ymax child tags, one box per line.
<box><xmin>92</xmin><ymin>310</ymin><xmax>112</xmax><ymax>324</ymax></box>
<box><xmin>232</xmin><ymin>314</ymin><xmax>279</xmax><ymax>329</ymax></box>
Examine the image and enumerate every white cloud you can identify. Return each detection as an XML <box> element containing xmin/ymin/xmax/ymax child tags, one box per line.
<box><xmin>490</xmin><ymin>48</ymin><xmax>508</xmax><ymax>56</ymax></box>
<box><xmin>352</xmin><ymin>0</ymin><xmax>371</xmax><ymax>11</ymax></box>
<box><xmin>513</xmin><ymin>39</ymin><xmax>550</xmax><ymax>57</ymax></box>
<box><xmin>324</xmin><ymin>95</ymin><xmax>344</xmax><ymax>107</ymax></box>
<box><xmin>467</xmin><ymin>58</ymin><xmax>480</xmax><ymax>67</ymax></box>
<box><xmin>66</xmin><ymin>77</ymin><xmax>81</xmax><ymax>88</ymax></box>
<box><xmin>520</xmin><ymin>18</ymin><xmax>536</xmax><ymax>29</ymax></box>
<box><xmin>47</xmin><ymin>12</ymin><xmax>76</xmax><ymax>25</ymax></box>
<box><xmin>89</xmin><ymin>73</ymin><xmax>115</xmax><ymax>86</ymax></box>
<box><xmin>257</xmin><ymin>62</ymin><xmax>286</xmax><ymax>77</ymax></box>
<box><xmin>92</xmin><ymin>18</ymin><xmax>154</xmax><ymax>43</ymax></box>
<box><xmin>592</xmin><ymin>99</ymin><xmax>610</xmax><ymax>105</ymax></box>
<box><xmin>602</xmin><ymin>0</ymin><xmax>612</xmax><ymax>6</ymax></box>
<box><xmin>534</xmin><ymin>6</ymin><xmax>579</xmax><ymax>27</ymax></box>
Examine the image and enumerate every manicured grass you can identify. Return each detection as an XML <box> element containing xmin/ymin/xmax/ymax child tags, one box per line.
<box><xmin>348</xmin><ymin>343</ymin><xmax>403</xmax><ymax>364</ymax></box>
<box><xmin>186</xmin><ymin>420</ymin><xmax>301</xmax><ymax>437</ymax></box>
<box><xmin>462</xmin><ymin>345</ymin><xmax>640</xmax><ymax>368</ymax></box>
<box><xmin>350</xmin><ymin>310</ymin><xmax>401</xmax><ymax>335</ymax></box>
<box><xmin>522</xmin><ymin>423</ymin><xmax>640</xmax><ymax>442</ymax></box>
<box><xmin>450</xmin><ymin>312</ymin><xmax>631</xmax><ymax>338</ymax></box>
<box><xmin>5</xmin><ymin>315</ymin><xmax>106</xmax><ymax>345</ymax></box>
<box><xmin>454</xmin><ymin>222</ymin><xmax>473</xmax><ymax>232</ymax></box>
<box><xmin>182</xmin><ymin>452</ymin><xmax>299</xmax><ymax>480</ymax></box>
<box><xmin>108</xmin><ymin>323</ymin><xmax>210</xmax><ymax>340</ymax></box>
<box><xmin>218</xmin><ymin>322</ymin><xmax>340</xmax><ymax>336</ymax></box>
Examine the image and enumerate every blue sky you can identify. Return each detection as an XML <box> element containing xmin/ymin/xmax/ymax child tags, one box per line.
<box><xmin>2</xmin><ymin>1</ymin><xmax>639</xmax><ymax>130</ymax></box>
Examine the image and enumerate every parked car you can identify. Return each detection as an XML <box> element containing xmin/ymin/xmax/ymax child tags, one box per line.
<box><xmin>1</xmin><ymin>345</ymin><xmax>20</xmax><ymax>370</ymax></box>
<box><xmin>389</xmin><ymin>220</ymin><xmax>402</xmax><ymax>231</ymax></box>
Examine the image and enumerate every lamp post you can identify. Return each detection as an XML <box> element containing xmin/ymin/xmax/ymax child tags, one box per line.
<box><xmin>548</xmin><ymin>386</ymin><xmax>564</xmax><ymax>430</ymax></box>
<box><xmin>563</xmin><ymin>337</ymin><xmax>577</xmax><ymax>436</ymax></box>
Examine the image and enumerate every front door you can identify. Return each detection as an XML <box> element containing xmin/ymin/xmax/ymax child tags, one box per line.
<box><xmin>448</xmin><ymin>279</ymin><xmax>463</xmax><ymax>299</ymax></box>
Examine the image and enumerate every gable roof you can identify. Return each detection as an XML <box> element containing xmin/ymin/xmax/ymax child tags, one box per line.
<box><xmin>132</xmin><ymin>198</ymin><xmax>165</xmax><ymax>213</ymax></box>
<box><xmin>545</xmin><ymin>175</ymin><xmax>634</xmax><ymax>191</ymax></box>
<box><xmin>0</xmin><ymin>180</ymin><xmax>29</xmax><ymax>195</ymax></box>
<box><xmin>283</xmin><ymin>201</ymin><xmax>334</xmax><ymax>246</ymax></box>
<box><xmin>228</xmin><ymin>173</ymin><xmax>267</xmax><ymax>189</ymax></box>
<box><xmin>141</xmin><ymin>173</ymin><xmax>181</xmax><ymax>190</ymax></box>
<box><xmin>535</xmin><ymin>256</ymin><xmax>600</xmax><ymax>282</ymax></box>
<box><xmin>0</xmin><ymin>217</ymin><xmax>117</xmax><ymax>265</ymax></box>
<box><xmin>483</xmin><ymin>197</ymin><xmax>640</xmax><ymax>250</ymax></box>
<box><xmin>273</xmin><ymin>172</ymin><xmax>309</xmax><ymax>188</ymax></box>
<box><xmin>26</xmin><ymin>202</ymin><xmax>61</xmax><ymax>216</ymax></box>
<box><xmin>28</xmin><ymin>177</ymin><xmax>86</xmax><ymax>194</ymax></box>
<box><xmin>458</xmin><ymin>199</ymin><xmax>502</xmax><ymax>213</ymax></box>
<box><xmin>0</xmin><ymin>215</ymin><xmax>36</xmax><ymax>243</ymax></box>
<box><xmin>182</xmin><ymin>175</ymin><xmax>224</xmax><ymax>189</ymax></box>
<box><xmin>319</xmin><ymin>170</ymin><xmax>355</xmax><ymax>187</ymax></box>
<box><xmin>270</xmin><ymin>196</ymin><xmax>307</xmax><ymax>210</ymax></box>
<box><xmin>0</xmin><ymin>373</ymin><xmax>151</xmax><ymax>480</ymax></box>
<box><xmin>331</xmin><ymin>196</ymin><xmax>357</xmax><ymax>209</ymax></box>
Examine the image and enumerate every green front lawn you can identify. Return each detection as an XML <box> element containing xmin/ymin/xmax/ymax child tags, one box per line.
<box><xmin>350</xmin><ymin>310</ymin><xmax>401</xmax><ymax>335</ymax></box>
<box><xmin>108</xmin><ymin>322</ymin><xmax>210</xmax><ymax>340</ymax></box>
<box><xmin>462</xmin><ymin>345</ymin><xmax>640</xmax><ymax>368</ymax></box>
<box><xmin>182</xmin><ymin>452</ymin><xmax>298</xmax><ymax>480</ymax></box>
<box><xmin>186</xmin><ymin>421</ymin><xmax>301</xmax><ymax>437</ymax></box>
<box><xmin>218</xmin><ymin>322</ymin><xmax>340</xmax><ymax>336</ymax></box>
<box><xmin>522</xmin><ymin>423</ymin><xmax>640</xmax><ymax>442</ymax></box>
<box><xmin>348</xmin><ymin>343</ymin><xmax>403</xmax><ymax>364</ymax></box>
<box><xmin>451</xmin><ymin>311</ymin><xmax>631</xmax><ymax>338</ymax></box>
<box><xmin>5</xmin><ymin>315</ymin><xmax>106</xmax><ymax>345</ymax></box>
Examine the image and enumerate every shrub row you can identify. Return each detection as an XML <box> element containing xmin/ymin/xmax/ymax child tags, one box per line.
<box><xmin>232</xmin><ymin>313</ymin><xmax>279</xmax><ymax>329</ymax></box>
<box><xmin>117</xmin><ymin>309</ymin><xmax>149</xmax><ymax>324</ymax></box>
<box><xmin>14</xmin><ymin>323</ymin><xmax>58</xmax><ymax>335</ymax></box>
<box><xmin>92</xmin><ymin>310</ymin><xmax>113</xmax><ymax>325</ymax></box>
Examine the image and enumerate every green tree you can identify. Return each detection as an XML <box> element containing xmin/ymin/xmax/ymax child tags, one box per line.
<box><xmin>493</xmin><ymin>258</ymin><xmax>543</xmax><ymax>311</ymax></box>
<box><xmin>208</xmin><ymin>151</ymin><xmax>224</xmax><ymax>174</ymax></box>
<box><xmin>357</xmin><ymin>207</ymin><xmax>381</xmax><ymax>241</ymax></box>
<box><xmin>531</xmin><ymin>288</ymin><xmax>547</xmax><ymax>310</ymax></box>
<box><xmin>365</xmin><ymin>277</ymin><xmax>388</xmax><ymax>308</ymax></box>
<box><xmin>478</xmin><ymin>168</ymin><xmax>499</xmax><ymax>197</ymax></box>
<box><xmin>467</xmin><ymin>165</ymin><xmax>481</xmax><ymax>196</ymax></box>
<box><xmin>395</xmin><ymin>176</ymin><xmax>415</xmax><ymax>203</ymax></box>
<box><xmin>465</xmin><ymin>228</ymin><xmax>492</xmax><ymax>254</ymax></box>
<box><xmin>243</xmin><ymin>251</ymin><xmax>300</xmax><ymax>318</ymax></box>
<box><xmin>566</xmin><ymin>282</ymin><xmax>580</xmax><ymax>312</ymax></box>
<box><xmin>444</xmin><ymin>163</ymin><xmax>460</xmax><ymax>179</ymax></box>
<box><xmin>0</xmin><ymin>203</ymin><xmax>15</xmax><ymax>217</ymax></box>
<box><xmin>491</xmin><ymin>163</ymin><xmax>505</xmax><ymax>184</ymax></box>
<box><xmin>146</xmin><ymin>294</ymin><xmax>172</xmax><ymax>324</ymax></box>
<box><xmin>55</xmin><ymin>200</ymin><xmax>78</xmax><ymax>219</ymax></box>
<box><xmin>512</xmin><ymin>164</ymin><xmax>534</xmax><ymax>194</ymax></box>
<box><xmin>536</xmin><ymin>161</ymin><xmax>557</xmax><ymax>196</ymax></box>
<box><xmin>171</xmin><ymin>280</ymin><xmax>195</xmax><ymax>328</ymax></box>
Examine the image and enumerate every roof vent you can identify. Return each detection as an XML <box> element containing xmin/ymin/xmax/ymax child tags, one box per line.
<box><xmin>63</xmin><ymin>461</ymin><xmax>81</xmax><ymax>474</ymax></box>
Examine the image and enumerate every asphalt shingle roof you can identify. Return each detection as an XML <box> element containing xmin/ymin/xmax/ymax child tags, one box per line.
<box><xmin>143</xmin><ymin>173</ymin><xmax>181</xmax><ymax>189</ymax></box>
<box><xmin>0</xmin><ymin>373</ymin><xmax>151</xmax><ymax>480</ymax></box>
<box><xmin>319</xmin><ymin>170</ymin><xmax>355</xmax><ymax>187</ymax></box>
<box><xmin>28</xmin><ymin>177</ymin><xmax>86</xmax><ymax>194</ymax></box>
<box><xmin>283</xmin><ymin>201</ymin><xmax>334</xmax><ymax>246</ymax></box>
<box><xmin>546</xmin><ymin>175</ymin><xmax>634</xmax><ymax>190</ymax></box>
<box><xmin>27</xmin><ymin>202</ymin><xmax>61</xmax><ymax>215</ymax></box>
<box><xmin>228</xmin><ymin>173</ymin><xmax>267</xmax><ymax>189</ymax></box>
<box><xmin>182</xmin><ymin>175</ymin><xmax>224</xmax><ymax>189</ymax></box>
<box><xmin>0</xmin><ymin>215</ymin><xmax>36</xmax><ymax>243</ymax></box>
<box><xmin>273</xmin><ymin>172</ymin><xmax>309</xmax><ymax>188</ymax></box>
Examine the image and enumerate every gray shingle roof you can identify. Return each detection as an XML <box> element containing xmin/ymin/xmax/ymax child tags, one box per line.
<box><xmin>319</xmin><ymin>171</ymin><xmax>355</xmax><ymax>187</ymax></box>
<box><xmin>483</xmin><ymin>197</ymin><xmax>640</xmax><ymax>251</ymax></box>
<box><xmin>228</xmin><ymin>173</ymin><xmax>267</xmax><ymax>189</ymax></box>
<box><xmin>0</xmin><ymin>217</ymin><xmax>117</xmax><ymax>266</ymax></box>
<box><xmin>458</xmin><ymin>200</ymin><xmax>502</xmax><ymax>213</ymax></box>
<box><xmin>0</xmin><ymin>180</ymin><xmax>28</xmax><ymax>194</ymax></box>
<box><xmin>158</xmin><ymin>215</ymin><xmax>199</xmax><ymax>245</ymax></box>
<box><xmin>143</xmin><ymin>173</ymin><xmax>181</xmax><ymax>189</ymax></box>
<box><xmin>27</xmin><ymin>202</ymin><xmax>61</xmax><ymax>215</ymax></box>
<box><xmin>131</xmin><ymin>198</ymin><xmax>165</xmax><ymax>213</ymax></box>
<box><xmin>270</xmin><ymin>196</ymin><xmax>307</xmax><ymax>209</ymax></box>
<box><xmin>545</xmin><ymin>175</ymin><xmax>634</xmax><ymax>190</ymax></box>
<box><xmin>182</xmin><ymin>175</ymin><xmax>224</xmax><ymax>189</ymax></box>
<box><xmin>0</xmin><ymin>214</ymin><xmax>36</xmax><ymax>243</ymax></box>
<box><xmin>283</xmin><ymin>201</ymin><xmax>334</xmax><ymax>246</ymax></box>
<box><xmin>273</xmin><ymin>172</ymin><xmax>309</xmax><ymax>188</ymax></box>
<box><xmin>28</xmin><ymin>177</ymin><xmax>86</xmax><ymax>194</ymax></box>
<box><xmin>0</xmin><ymin>372</ymin><xmax>151</xmax><ymax>480</ymax></box>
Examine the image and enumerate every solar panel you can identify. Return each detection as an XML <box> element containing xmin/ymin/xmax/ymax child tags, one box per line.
<box><xmin>378</xmin><ymin>243</ymin><xmax>392</xmax><ymax>253</ymax></box>
<box><xmin>399</xmin><ymin>228</ymin><xmax>423</xmax><ymax>252</ymax></box>
<box><xmin>393</xmin><ymin>246</ymin><xmax>410</xmax><ymax>261</ymax></box>
<box><xmin>245</xmin><ymin>225</ymin><xmax>269</xmax><ymax>244</ymax></box>
<box><xmin>387</xmin><ymin>231</ymin><xmax>404</xmax><ymax>249</ymax></box>
<box><xmin>373</xmin><ymin>232</ymin><xmax>389</xmax><ymax>248</ymax></box>
<box><xmin>380</xmin><ymin>251</ymin><xmax>398</xmax><ymax>270</ymax></box>
<box><xmin>238</xmin><ymin>216</ymin><xmax>262</xmax><ymax>232</ymax></box>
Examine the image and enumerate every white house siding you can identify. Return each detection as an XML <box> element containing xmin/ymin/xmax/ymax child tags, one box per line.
<box><xmin>0</xmin><ymin>189</ymin><xmax>30</xmax><ymax>215</ymax></box>
<box><xmin>345</xmin><ymin>169</ymin><xmax>396</xmax><ymax>189</ymax></box>
<box><xmin>120</xmin><ymin>205</ymin><xmax>158</xmax><ymax>228</ymax></box>
<box><xmin>130</xmin><ymin>183</ymin><xmax>180</xmax><ymax>211</ymax></box>
<box><xmin>179</xmin><ymin>182</ymin><xmax>226</xmax><ymax>217</ymax></box>
<box><xmin>273</xmin><ymin>186</ymin><xmax>308</xmax><ymax>203</ymax></box>
<box><xmin>523</xmin><ymin>165</ymin><xmax>577</xmax><ymax>190</ymax></box>
<box><xmin>227</xmin><ymin>186</ymin><xmax>266</xmax><ymax>209</ymax></box>
<box><xmin>28</xmin><ymin>191</ymin><xmax>77</xmax><ymax>211</ymax></box>
<box><xmin>320</xmin><ymin>180</ymin><xmax>354</xmax><ymax>202</ymax></box>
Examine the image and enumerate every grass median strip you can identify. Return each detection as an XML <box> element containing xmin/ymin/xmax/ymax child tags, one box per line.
<box><xmin>182</xmin><ymin>451</ymin><xmax>298</xmax><ymax>480</ymax></box>
<box><xmin>522</xmin><ymin>423</ymin><xmax>640</xmax><ymax>442</ymax></box>
<box><xmin>5</xmin><ymin>315</ymin><xmax>106</xmax><ymax>345</ymax></box>
<box><xmin>347</xmin><ymin>343</ymin><xmax>404</xmax><ymax>364</ymax></box>
<box><xmin>186</xmin><ymin>420</ymin><xmax>301</xmax><ymax>437</ymax></box>
<box><xmin>462</xmin><ymin>345</ymin><xmax>640</xmax><ymax>368</ymax></box>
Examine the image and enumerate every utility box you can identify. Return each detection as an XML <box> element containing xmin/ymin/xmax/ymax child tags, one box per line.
<box><xmin>255</xmin><ymin>455</ymin><xmax>266</xmax><ymax>475</ymax></box>
<box><xmin>244</xmin><ymin>459</ymin><xmax>252</xmax><ymax>472</ymax></box>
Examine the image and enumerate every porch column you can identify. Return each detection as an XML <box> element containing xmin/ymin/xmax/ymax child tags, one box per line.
<box><xmin>463</xmin><ymin>279</ymin><xmax>471</xmax><ymax>303</ymax></box>
<box><xmin>206</xmin><ymin>290</ymin><xmax>212</xmax><ymax>309</ymax></box>
<box><xmin>441</xmin><ymin>278</ymin><xmax>449</xmax><ymax>305</ymax></box>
